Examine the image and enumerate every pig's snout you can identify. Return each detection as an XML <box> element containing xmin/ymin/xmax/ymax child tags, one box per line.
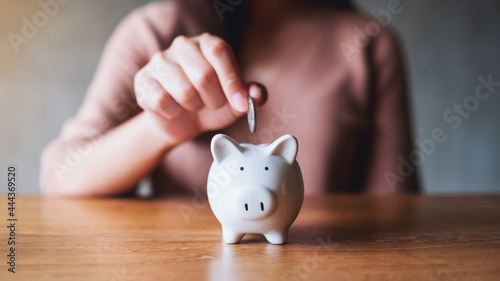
<box><xmin>236</xmin><ymin>187</ymin><xmax>277</xmax><ymax>220</ymax></box>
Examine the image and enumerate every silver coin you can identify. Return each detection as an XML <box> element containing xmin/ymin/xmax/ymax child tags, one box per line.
<box><xmin>247</xmin><ymin>96</ymin><xmax>256</xmax><ymax>133</ymax></box>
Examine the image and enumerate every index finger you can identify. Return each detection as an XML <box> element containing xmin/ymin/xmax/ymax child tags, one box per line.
<box><xmin>198</xmin><ymin>33</ymin><xmax>248</xmax><ymax>112</ymax></box>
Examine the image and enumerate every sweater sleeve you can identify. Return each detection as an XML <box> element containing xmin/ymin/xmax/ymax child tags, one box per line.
<box><xmin>361</xmin><ymin>28</ymin><xmax>420</xmax><ymax>193</ymax></box>
<box><xmin>40</xmin><ymin>2</ymin><xmax>179</xmax><ymax>189</ymax></box>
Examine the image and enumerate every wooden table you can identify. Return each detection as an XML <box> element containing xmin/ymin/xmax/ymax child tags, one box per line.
<box><xmin>1</xmin><ymin>195</ymin><xmax>500</xmax><ymax>280</ymax></box>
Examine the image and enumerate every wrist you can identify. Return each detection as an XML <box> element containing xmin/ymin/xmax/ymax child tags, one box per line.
<box><xmin>139</xmin><ymin>112</ymin><xmax>175</xmax><ymax>154</ymax></box>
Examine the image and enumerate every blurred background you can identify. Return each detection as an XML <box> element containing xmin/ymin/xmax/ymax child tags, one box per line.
<box><xmin>1</xmin><ymin>0</ymin><xmax>499</xmax><ymax>194</ymax></box>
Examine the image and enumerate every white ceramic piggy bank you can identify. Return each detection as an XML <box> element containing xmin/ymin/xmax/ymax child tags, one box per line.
<box><xmin>207</xmin><ymin>134</ymin><xmax>304</xmax><ymax>244</ymax></box>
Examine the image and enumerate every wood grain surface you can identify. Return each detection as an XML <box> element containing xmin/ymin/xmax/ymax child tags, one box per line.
<box><xmin>1</xmin><ymin>195</ymin><xmax>499</xmax><ymax>280</ymax></box>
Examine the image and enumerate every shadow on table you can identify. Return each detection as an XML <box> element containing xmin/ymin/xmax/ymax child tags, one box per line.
<box><xmin>288</xmin><ymin>196</ymin><xmax>420</xmax><ymax>245</ymax></box>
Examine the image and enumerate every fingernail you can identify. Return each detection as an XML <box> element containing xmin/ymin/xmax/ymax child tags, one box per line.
<box><xmin>248</xmin><ymin>82</ymin><xmax>268</xmax><ymax>105</ymax></box>
<box><xmin>249</xmin><ymin>84</ymin><xmax>260</xmax><ymax>99</ymax></box>
<box><xmin>232</xmin><ymin>92</ymin><xmax>248</xmax><ymax>112</ymax></box>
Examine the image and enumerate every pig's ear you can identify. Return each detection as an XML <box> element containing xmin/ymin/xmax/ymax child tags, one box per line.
<box><xmin>267</xmin><ymin>134</ymin><xmax>298</xmax><ymax>165</ymax></box>
<box><xmin>211</xmin><ymin>134</ymin><xmax>244</xmax><ymax>164</ymax></box>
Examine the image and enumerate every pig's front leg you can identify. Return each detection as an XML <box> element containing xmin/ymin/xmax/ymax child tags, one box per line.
<box><xmin>264</xmin><ymin>230</ymin><xmax>288</xmax><ymax>244</ymax></box>
<box><xmin>222</xmin><ymin>227</ymin><xmax>244</xmax><ymax>244</ymax></box>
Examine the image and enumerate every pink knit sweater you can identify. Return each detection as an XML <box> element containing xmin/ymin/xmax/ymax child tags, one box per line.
<box><xmin>41</xmin><ymin>2</ymin><xmax>419</xmax><ymax>195</ymax></box>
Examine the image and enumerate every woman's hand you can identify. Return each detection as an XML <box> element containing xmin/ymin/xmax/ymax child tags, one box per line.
<box><xmin>134</xmin><ymin>33</ymin><xmax>267</xmax><ymax>145</ymax></box>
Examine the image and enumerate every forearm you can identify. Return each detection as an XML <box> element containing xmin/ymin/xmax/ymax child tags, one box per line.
<box><xmin>41</xmin><ymin>112</ymin><xmax>171</xmax><ymax>197</ymax></box>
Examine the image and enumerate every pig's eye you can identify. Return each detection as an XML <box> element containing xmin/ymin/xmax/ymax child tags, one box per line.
<box><xmin>240</xmin><ymin>167</ymin><xmax>244</xmax><ymax>171</ymax></box>
<box><xmin>265</xmin><ymin>167</ymin><xmax>269</xmax><ymax>171</ymax></box>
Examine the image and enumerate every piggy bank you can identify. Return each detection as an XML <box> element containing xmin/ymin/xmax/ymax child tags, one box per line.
<box><xmin>207</xmin><ymin>134</ymin><xmax>304</xmax><ymax>244</ymax></box>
